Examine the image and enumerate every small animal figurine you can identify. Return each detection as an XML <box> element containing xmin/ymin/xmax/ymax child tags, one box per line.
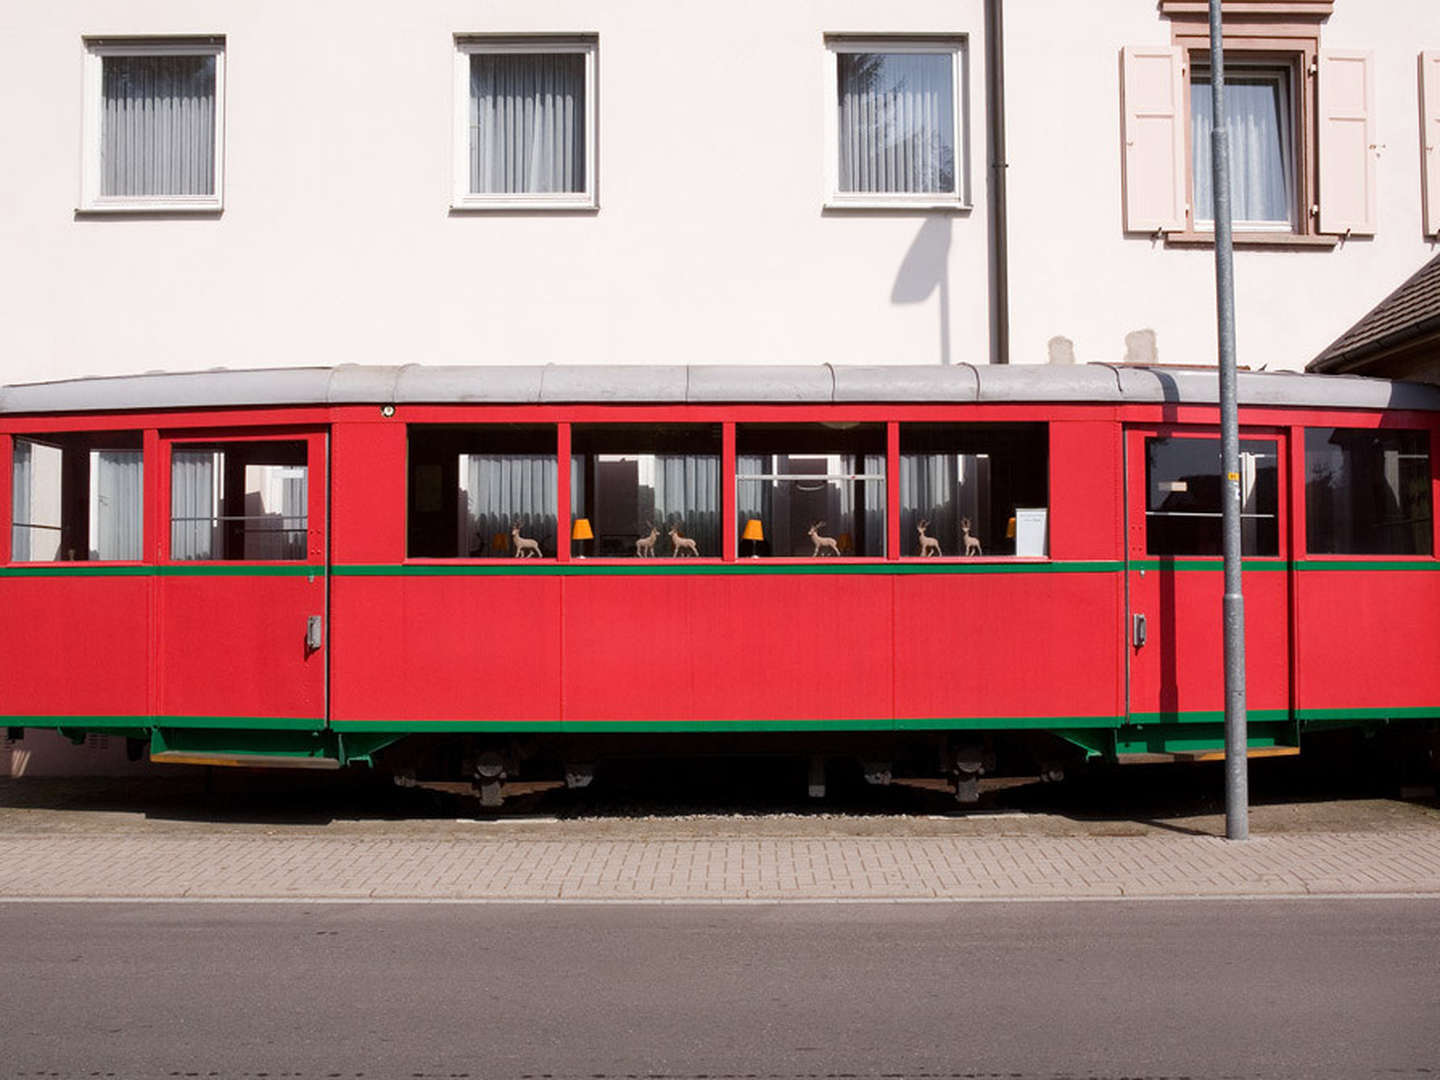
<box><xmin>960</xmin><ymin>517</ymin><xmax>983</xmax><ymax>556</ymax></box>
<box><xmin>808</xmin><ymin>521</ymin><xmax>840</xmax><ymax>557</ymax></box>
<box><xmin>511</xmin><ymin>523</ymin><xmax>542</xmax><ymax>558</ymax></box>
<box><xmin>635</xmin><ymin>523</ymin><xmax>659</xmax><ymax>558</ymax></box>
<box><xmin>917</xmin><ymin>519</ymin><xmax>942</xmax><ymax>557</ymax></box>
<box><xmin>669</xmin><ymin>524</ymin><xmax>699</xmax><ymax>557</ymax></box>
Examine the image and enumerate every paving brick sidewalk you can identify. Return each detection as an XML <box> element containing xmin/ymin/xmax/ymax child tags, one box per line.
<box><xmin>4</xmin><ymin>829</ymin><xmax>1440</xmax><ymax>900</ymax></box>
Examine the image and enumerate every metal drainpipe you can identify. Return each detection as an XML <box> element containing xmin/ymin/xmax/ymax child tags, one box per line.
<box><xmin>985</xmin><ymin>0</ymin><xmax>1011</xmax><ymax>365</ymax></box>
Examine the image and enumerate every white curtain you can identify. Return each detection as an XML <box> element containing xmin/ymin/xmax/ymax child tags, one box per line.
<box><xmin>11</xmin><ymin>440</ymin><xmax>32</xmax><ymax>562</ymax></box>
<box><xmin>460</xmin><ymin>454</ymin><xmax>558</xmax><ymax>557</ymax></box>
<box><xmin>838</xmin><ymin>52</ymin><xmax>955</xmax><ymax>194</ymax></box>
<box><xmin>900</xmin><ymin>453</ymin><xmax>989</xmax><ymax>556</ymax></box>
<box><xmin>171</xmin><ymin>450</ymin><xmax>219</xmax><ymax>560</ymax></box>
<box><xmin>469</xmin><ymin>53</ymin><xmax>584</xmax><ymax>194</ymax></box>
<box><xmin>102</xmin><ymin>54</ymin><xmax>217</xmax><ymax>197</ymax></box>
<box><xmin>1192</xmin><ymin>73</ymin><xmax>1293</xmax><ymax>225</ymax></box>
<box><xmin>89</xmin><ymin>450</ymin><xmax>143</xmax><ymax>561</ymax></box>
<box><xmin>653</xmin><ymin>455</ymin><xmax>720</xmax><ymax>555</ymax></box>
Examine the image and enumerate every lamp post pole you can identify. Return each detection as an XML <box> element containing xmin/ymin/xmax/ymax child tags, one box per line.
<box><xmin>1209</xmin><ymin>0</ymin><xmax>1249</xmax><ymax>841</ymax></box>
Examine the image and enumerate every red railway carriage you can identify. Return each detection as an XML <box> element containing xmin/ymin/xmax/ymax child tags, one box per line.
<box><xmin>2</xmin><ymin>363</ymin><xmax>1438</xmax><ymax>804</ymax></box>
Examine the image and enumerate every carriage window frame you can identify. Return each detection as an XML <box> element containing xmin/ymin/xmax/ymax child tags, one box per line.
<box><xmin>1303</xmin><ymin>427</ymin><xmax>1434</xmax><ymax>557</ymax></box>
<box><xmin>1143</xmin><ymin>434</ymin><xmax>1282</xmax><ymax>558</ymax></box>
<box><xmin>9</xmin><ymin>431</ymin><xmax>145</xmax><ymax>564</ymax></box>
<box><xmin>167</xmin><ymin>438</ymin><xmax>310</xmax><ymax>563</ymax></box>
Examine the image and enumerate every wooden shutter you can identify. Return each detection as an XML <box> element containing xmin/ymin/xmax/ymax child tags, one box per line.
<box><xmin>1121</xmin><ymin>46</ymin><xmax>1187</xmax><ymax>233</ymax></box>
<box><xmin>1423</xmin><ymin>52</ymin><xmax>1440</xmax><ymax>238</ymax></box>
<box><xmin>1318</xmin><ymin>50</ymin><xmax>1377</xmax><ymax>235</ymax></box>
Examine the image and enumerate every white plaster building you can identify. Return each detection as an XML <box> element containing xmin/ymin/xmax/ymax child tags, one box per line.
<box><xmin>0</xmin><ymin>1</ymin><xmax>1436</xmax><ymax>388</ymax></box>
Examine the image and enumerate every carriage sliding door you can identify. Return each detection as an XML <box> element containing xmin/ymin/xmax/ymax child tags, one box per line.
<box><xmin>1125</xmin><ymin>427</ymin><xmax>1292</xmax><ymax>726</ymax></box>
<box><xmin>157</xmin><ymin>430</ymin><xmax>327</xmax><ymax>728</ymax></box>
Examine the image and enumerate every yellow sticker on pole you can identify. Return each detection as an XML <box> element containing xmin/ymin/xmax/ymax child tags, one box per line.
<box><xmin>1227</xmin><ymin>471</ymin><xmax>1240</xmax><ymax>482</ymax></box>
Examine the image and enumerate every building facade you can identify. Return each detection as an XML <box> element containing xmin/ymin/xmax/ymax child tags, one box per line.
<box><xmin>0</xmin><ymin>0</ymin><xmax>1436</xmax><ymax>391</ymax></box>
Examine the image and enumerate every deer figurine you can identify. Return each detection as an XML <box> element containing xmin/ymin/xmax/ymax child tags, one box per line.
<box><xmin>668</xmin><ymin>524</ymin><xmax>699</xmax><ymax>557</ymax></box>
<box><xmin>960</xmin><ymin>517</ymin><xmax>983</xmax><ymax>557</ymax></box>
<box><xmin>511</xmin><ymin>522</ymin><xmax>542</xmax><ymax>559</ymax></box>
<box><xmin>635</xmin><ymin>523</ymin><xmax>659</xmax><ymax>558</ymax></box>
<box><xmin>917</xmin><ymin>519</ymin><xmax>942</xmax><ymax>557</ymax></box>
<box><xmin>808</xmin><ymin>521</ymin><xmax>841</xmax><ymax>557</ymax></box>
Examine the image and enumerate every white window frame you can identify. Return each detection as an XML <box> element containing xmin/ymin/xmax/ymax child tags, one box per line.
<box><xmin>1189</xmin><ymin>61</ymin><xmax>1298</xmax><ymax>233</ymax></box>
<box><xmin>823</xmin><ymin>35</ymin><xmax>970</xmax><ymax>210</ymax></box>
<box><xmin>80</xmin><ymin>37</ymin><xmax>226</xmax><ymax>213</ymax></box>
<box><xmin>452</xmin><ymin>35</ymin><xmax>598</xmax><ymax>211</ymax></box>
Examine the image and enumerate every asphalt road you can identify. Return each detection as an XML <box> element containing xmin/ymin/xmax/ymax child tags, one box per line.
<box><xmin>2</xmin><ymin>900</ymin><xmax>1436</xmax><ymax>1079</ymax></box>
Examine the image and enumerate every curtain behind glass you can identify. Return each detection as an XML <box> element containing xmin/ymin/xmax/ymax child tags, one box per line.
<box><xmin>102</xmin><ymin>54</ymin><xmax>216</xmax><ymax>197</ymax></box>
<box><xmin>172</xmin><ymin>450</ymin><xmax>218</xmax><ymax>560</ymax></box>
<box><xmin>654</xmin><ymin>455</ymin><xmax>720</xmax><ymax>556</ymax></box>
<box><xmin>1192</xmin><ymin>72</ymin><xmax>1293</xmax><ymax>224</ymax></box>
<box><xmin>461</xmin><ymin>454</ymin><xmax>558</xmax><ymax>557</ymax></box>
<box><xmin>12</xmin><ymin>440</ymin><xmax>31</xmax><ymax>562</ymax></box>
<box><xmin>838</xmin><ymin>52</ymin><xmax>955</xmax><ymax>194</ymax></box>
<box><xmin>90</xmin><ymin>450</ymin><xmax>142</xmax><ymax>561</ymax></box>
<box><xmin>469</xmin><ymin>53</ymin><xmax>584</xmax><ymax>194</ymax></box>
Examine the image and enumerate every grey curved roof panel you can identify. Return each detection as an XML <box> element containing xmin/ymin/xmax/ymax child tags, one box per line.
<box><xmin>4</xmin><ymin>363</ymin><xmax>1440</xmax><ymax>415</ymax></box>
<box><xmin>832</xmin><ymin>364</ymin><xmax>979</xmax><ymax>402</ymax></box>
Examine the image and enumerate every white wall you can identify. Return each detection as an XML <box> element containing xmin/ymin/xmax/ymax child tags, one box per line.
<box><xmin>0</xmin><ymin>0</ymin><xmax>991</xmax><ymax>386</ymax></box>
<box><xmin>1004</xmin><ymin>0</ymin><xmax>1440</xmax><ymax>371</ymax></box>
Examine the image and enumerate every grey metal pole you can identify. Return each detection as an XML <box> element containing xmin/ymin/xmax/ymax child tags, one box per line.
<box><xmin>1209</xmin><ymin>0</ymin><xmax>1249</xmax><ymax>841</ymax></box>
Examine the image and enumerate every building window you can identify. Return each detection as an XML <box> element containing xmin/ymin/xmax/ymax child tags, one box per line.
<box><xmin>81</xmin><ymin>38</ymin><xmax>224</xmax><ymax>212</ymax></box>
<box><xmin>11</xmin><ymin>433</ymin><xmax>143</xmax><ymax>562</ymax></box>
<box><xmin>571</xmin><ymin>425</ymin><xmax>721</xmax><ymax>558</ymax></box>
<box><xmin>899</xmin><ymin>424</ymin><xmax>1048</xmax><ymax>558</ymax></box>
<box><xmin>1191</xmin><ymin>65</ymin><xmax>1296</xmax><ymax>231</ymax></box>
<box><xmin>736</xmin><ymin>424</ymin><xmax>886</xmax><ymax>558</ymax></box>
<box><xmin>1305</xmin><ymin>429</ymin><xmax>1433</xmax><ymax>555</ymax></box>
<box><xmin>826</xmin><ymin>37</ymin><xmax>968</xmax><ymax>208</ymax></box>
<box><xmin>454</xmin><ymin>37</ymin><xmax>596</xmax><ymax>210</ymax></box>
<box><xmin>170</xmin><ymin>441</ymin><xmax>307</xmax><ymax>561</ymax></box>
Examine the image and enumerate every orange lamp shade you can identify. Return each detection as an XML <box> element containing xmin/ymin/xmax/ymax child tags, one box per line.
<box><xmin>571</xmin><ymin>518</ymin><xmax>594</xmax><ymax>541</ymax></box>
<box><xmin>742</xmin><ymin>518</ymin><xmax>765</xmax><ymax>542</ymax></box>
<box><xmin>1006</xmin><ymin>516</ymin><xmax>1017</xmax><ymax>539</ymax></box>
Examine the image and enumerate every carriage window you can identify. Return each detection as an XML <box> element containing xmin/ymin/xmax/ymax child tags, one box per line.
<box><xmin>11</xmin><ymin>433</ymin><xmax>143</xmax><ymax>562</ymax></box>
<box><xmin>1145</xmin><ymin>436</ymin><xmax>1278</xmax><ymax>556</ymax></box>
<box><xmin>170</xmin><ymin>441</ymin><xmax>307</xmax><ymax>561</ymax></box>
<box><xmin>408</xmin><ymin>425</ymin><xmax>557</xmax><ymax>558</ymax></box>
<box><xmin>736</xmin><ymin>424</ymin><xmax>885</xmax><ymax>557</ymax></box>
<box><xmin>899</xmin><ymin>423</ymin><xmax>1048</xmax><ymax>557</ymax></box>
<box><xmin>1305</xmin><ymin>429</ymin><xmax>1432</xmax><ymax>556</ymax></box>
<box><xmin>571</xmin><ymin>425</ymin><xmax>721</xmax><ymax>558</ymax></box>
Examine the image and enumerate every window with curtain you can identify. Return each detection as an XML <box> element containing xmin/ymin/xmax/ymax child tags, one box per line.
<box><xmin>736</xmin><ymin>425</ymin><xmax>886</xmax><ymax>558</ymax></box>
<box><xmin>10</xmin><ymin>433</ymin><xmax>143</xmax><ymax>563</ymax></box>
<box><xmin>1191</xmin><ymin>66</ymin><xmax>1295</xmax><ymax>229</ymax></box>
<box><xmin>900</xmin><ymin>423</ymin><xmax>1048</xmax><ymax>558</ymax></box>
<box><xmin>455</xmin><ymin>38</ymin><xmax>596</xmax><ymax>208</ymax></box>
<box><xmin>169</xmin><ymin>441</ymin><xmax>307</xmax><ymax>561</ymax></box>
<box><xmin>571</xmin><ymin>425</ymin><xmax>721</xmax><ymax>558</ymax></box>
<box><xmin>83</xmin><ymin>40</ymin><xmax>224</xmax><ymax>210</ymax></box>
<box><xmin>830</xmin><ymin>40</ymin><xmax>964</xmax><ymax>203</ymax></box>
<box><xmin>408</xmin><ymin>425</ymin><xmax>558</xmax><ymax>558</ymax></box>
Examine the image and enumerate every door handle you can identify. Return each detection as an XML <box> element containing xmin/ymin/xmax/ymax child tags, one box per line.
<box><xmin>306</xmin><ymin>615</ymin><xmax>324</xmax><ymax>651</ymax></box>
<box><xmin>1132</xmin><ymin>613</ymin><xmax>1147</xmax><ymax>648</ymax></box>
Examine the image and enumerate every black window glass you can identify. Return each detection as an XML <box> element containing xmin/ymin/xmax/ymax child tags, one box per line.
<box><xmin>1305</xmin><ymin>428</ymin><xmax>1432</xmax><ymax>555</ymax></box>
<box><xmin>1145</xmin><ymin>436</ymin><xmax>1278</xmax><ymax>556</ymax></box>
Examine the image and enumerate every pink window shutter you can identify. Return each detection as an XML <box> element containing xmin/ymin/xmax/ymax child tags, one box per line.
<box><xmin>1121</xmin><ymin>45</ymin><xmax>1187</xmax><ymax>233</ymax></box>
<box><xmin>1318</xmin><ymin>50</ymin><xmax>1377</xmax><ymax>236</ymax></box>
<box><xmin>1423</xmin><ymin>52</ymin><xmax>1440</xmax><ymax>238</ymax></box>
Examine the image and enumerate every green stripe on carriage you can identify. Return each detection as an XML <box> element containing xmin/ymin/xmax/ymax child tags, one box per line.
<box><xmin>328</xmin><ymin>715</ymin><xmax>1125</xmax><ymax>734</ymax></box>
<box><xmin>0</xmin><ymin>565</ymin><xmax>325</xmax><ymax>578</ymax></box>
<box><xmin>330</xmin><ymin>560</ymin><xmax>1124</xmax><ymax>577</ymax></box>
<box><xmin>1296</xmin><ymin>706</ymin><xmax>1440</xmax><ymax>721</ymax></box>
<box><xmin>1292</xmin><ymin>559</ymin><xmax>1440</xmax><ymax>571</ymax></box>
<box><xmin>1125</xmin><ymin>709</ymin><xmax>1294</xmax><ymax>725</ymax></box>
<box><xmin>3</xmin><ymin>715</ymin><xmax>326</xmax><ymax>731</ymax></box>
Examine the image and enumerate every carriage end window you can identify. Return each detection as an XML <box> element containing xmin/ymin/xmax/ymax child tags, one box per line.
<box><xmin>170</xmin><ymin>441</ymin><xmax>307</xmax><ymax>561</ymax></box>
<box><xmin>11</xmin><ymin>433</ymin><xmax>143</xmax><ymax>562</ymax></box>
<box><xmin>900</xmin><ymin>423</ymin><xmax>1047</xmax><ymax>558</ymax></box>
<box><xmin>1145</xmin><ymin>436</ymin><xmax>1278</xmax><ymax>556</ymax></box>
<box><xmin>1305</xmin><ymin>428</ymin><xmax>1432</xmax><ymax>556</ymax></box>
